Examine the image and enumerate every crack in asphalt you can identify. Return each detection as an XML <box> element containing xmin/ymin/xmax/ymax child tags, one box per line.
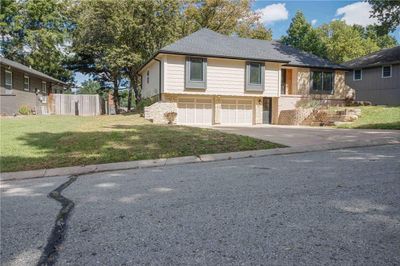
<box><xmin>37</xmin><ymin>175</ymin><xmax>78</xmax><ymax>266</ymax></box>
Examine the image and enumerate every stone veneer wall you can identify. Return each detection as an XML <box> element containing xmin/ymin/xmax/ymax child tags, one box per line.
<box><xmin>277</xmin><ymin>95</ymin><xmax>346</xmax><ymax>125</ymax></box>
<box><xmin>144</xmin><ymin>102</ymin><xmax>177</xmax><ymax>124</ymax></box>
<box><xmin>278</xmin><ymin>108</ymin><xmax>314</xmax><ymax>125</ymax></box>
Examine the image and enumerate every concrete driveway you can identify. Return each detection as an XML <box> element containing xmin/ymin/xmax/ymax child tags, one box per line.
<box><xmin>1</xmin><ymin>145</ymin><xmax>400</xmax><ymax>265</ymax></box>
<box><xmin>213</xmin><ymin>125</ymin><xmax>400</xmax><ymax>147</ymax></box>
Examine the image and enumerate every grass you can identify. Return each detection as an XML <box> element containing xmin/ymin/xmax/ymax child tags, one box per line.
<box><xmin>0</xmin><ymin>114</ymin><xmax>283</xmax><ymax>172</ymax></box>
<box><xmin>334</xmin><ymin>106</ymin><xmax>400</xmax><ymax>130</ymax></box>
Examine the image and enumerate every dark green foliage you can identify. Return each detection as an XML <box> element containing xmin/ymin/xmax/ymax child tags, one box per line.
<box><xmin>0</xmin><ymin>0</ymin><xmax>73</xmax><ymax>82</ymax></box>
<box><xmin>367</xmin><ymin>0</ymin><xmax>400</xmax><ymax>33</ymax></box>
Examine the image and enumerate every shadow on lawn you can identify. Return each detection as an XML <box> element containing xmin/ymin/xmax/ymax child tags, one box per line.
<box><xmin>1</xmin><ymin>124</ymin><xmax>280</xmax><ymax>172</ymax></box>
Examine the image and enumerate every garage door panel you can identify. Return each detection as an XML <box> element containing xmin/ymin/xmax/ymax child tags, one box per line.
<box><xmin>220</xmin><ymin>99</ymin><xmax>253</xmax><ymax>125</ymax></box>
<box><xmin>177</xmin><ymin>98</ymin><xmax>212</xmax><ymax>125</ymax></box>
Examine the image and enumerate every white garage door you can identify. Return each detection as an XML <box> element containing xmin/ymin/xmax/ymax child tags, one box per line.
<box><xmin>177</xmin><ymin>98</ymin><xmax>212</xmax><ymax>125</ymax></box>
<box><xmin>220</xmin><ymin>99</ymin><xmax>253</xmax><ymax>125</ymax></box>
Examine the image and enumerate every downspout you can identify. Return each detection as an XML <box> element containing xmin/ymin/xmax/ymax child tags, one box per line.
<box><xmin>154</xmin><ymin>58</ymin><xmax>162</xmax><ymax>101</ymax></box>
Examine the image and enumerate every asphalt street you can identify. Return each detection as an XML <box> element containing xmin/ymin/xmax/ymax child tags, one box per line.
<box><xmin>1</xmin><ymin>145</ymin><xmax>399</xmax><ymax>265</ymax></box>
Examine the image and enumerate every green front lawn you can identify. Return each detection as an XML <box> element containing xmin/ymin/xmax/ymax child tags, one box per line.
<box><xmin>0</xmin><ymin>115</ymin><xmax>283</xmax><ymax>172</ymax></box>
<box><xmin>334</xmin><ymin>106</ymin><xmax>400</xmax><ymax>130</ymax></box>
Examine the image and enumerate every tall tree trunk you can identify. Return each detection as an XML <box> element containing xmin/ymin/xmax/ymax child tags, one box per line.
<box><xmin>127</xmin><ymin>86</ymin><xmax>133</xmax><ymax>111</ymax></box>
<box><xmin>128</xmin><ymin>73</ymin><xmax>141</xmax><ymax>106</ymax></box>
<box><xmin>113</xmin><ymin>79</ymin><xmax>120</xmax><ymax>114</ymax></box>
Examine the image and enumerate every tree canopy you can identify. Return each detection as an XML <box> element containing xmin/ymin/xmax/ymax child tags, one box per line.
<box><xmin>0</xmin><ymin>0</ymin><xmax>73</xmax><ymax>82</ymax></box>
<box><xmin>179</xmin><ymin>0</ymin><xmax>272</xmax><ymax>40</ymax></box>
<box><xmin>281</xmin><ymin>11</ymin><xmax>398</xmax><ymax>63</ymax></box>
<box><xmin>367</xmin><ymin>0</ymin><xmax>400</xmax><ymax>33</ymax></box>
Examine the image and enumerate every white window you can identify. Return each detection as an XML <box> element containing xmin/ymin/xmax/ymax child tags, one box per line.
<box><xmin>24</xmin><ymin>75</ymin><xmax>30</xmax><ymax>91</ymax></box>
<box><xmin>353</xmin><ymin>69</ymin><xmax>362</xmax><ymax>81</ymax></box>
<box><xmin>382</xmin><ymin>65</ymin><xmax>392</xmax><ymax>78</ymax></box>
<box><xmin>146</xmin><ymin>70</ymin><xmax>150</xmax><ymax>84</ymax></box>
<box><xmin>41</xmin><ymin>81</ymin><xmax>47</xmax><ymax>93</ymax></box>
<box><xmin>5</xmin><ymin>70</ymin><xmax>13</xmax><ymax>94</ymax></box>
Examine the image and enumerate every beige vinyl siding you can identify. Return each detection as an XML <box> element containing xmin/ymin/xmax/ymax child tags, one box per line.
<box><xmin>163</xmin><ymin>54</ymin><xmax>280</xmax><ymax>97</ymax></box>
<box><xmin>141</xmin><ymin>60</ymin><xmax>160</xmax><ymax>99</ymax></box>
<box><xmin>264</xmin><ymin>63</ymin><xmax>280</xmax><ymax>97</ymax></box>
<box><xmin>207</xmin><ymin>58</ymin><xmax>245</xmax><ymax>94</ymax></box>
<box><xmin>164</xmin><ymin>55</ymin><xmax>185</xmax><ymax>92</ymax></box>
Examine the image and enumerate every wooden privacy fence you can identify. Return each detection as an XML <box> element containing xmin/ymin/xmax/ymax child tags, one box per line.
<box><xmin>48</xmin><ymin>94</ymin><xmax>103</xmax><ymax>116</ymax></box>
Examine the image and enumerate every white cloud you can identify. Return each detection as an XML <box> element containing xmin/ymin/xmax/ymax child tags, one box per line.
<box><xmin>256</xmin><ymin>3</ymin><xmax>289</xmax><ymax>24</ymax></box>
<box><xmin>311</xmin><ymin>19</ymin><xmax>317</xmax><ymax>26</ymax></box>
<box><xmin>335</xmin><ymin>2</ymin><xmax>378</xmax><ymax>26</ymax></box>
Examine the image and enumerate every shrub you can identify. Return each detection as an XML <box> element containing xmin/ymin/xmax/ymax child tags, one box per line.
<box><xmin>136</xmin><ymin>98</ymin><xmax>156</xmax><ymax>113</ymax></box>
<box><xmin>18</xmin><ymin>105</ymin><xmax>32</xmax><ymax>115</ymax></box>
<box><xmin>164</xmin><ymin>111</ymin><xmax>177</xmax><ymax>124</ymax></box>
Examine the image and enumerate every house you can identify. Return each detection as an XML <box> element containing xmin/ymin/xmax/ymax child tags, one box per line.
<box><xmin>0</xmin><ymin>57</ymin><xmax>66</xmax><ymax>115</ymax></box>
<box><xmin>343</xmin><ymin>46</ymin><xmax>400</xmax><ymax>106</ymax></box>
<box><xmin>139</xmin><ymin>29</ymin><xmax>351</xmax><ymax>125</ymax></box>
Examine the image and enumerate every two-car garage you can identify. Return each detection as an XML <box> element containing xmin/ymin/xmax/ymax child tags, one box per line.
<box><xmin>177</xmin><ymin>97</ymin><xmax>253</xmax><ymax>125</ymax></box>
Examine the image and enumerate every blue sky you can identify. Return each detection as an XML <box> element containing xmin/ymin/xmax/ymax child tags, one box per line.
<box><xmin>74</xmin><ymin>0</ymin><xmax>399</xmax><ymax>85</ymax></box>
<box><xmin>253</xmin><ymin>0</ymin><xmax>400</xmax><ymax>40</ymax></box>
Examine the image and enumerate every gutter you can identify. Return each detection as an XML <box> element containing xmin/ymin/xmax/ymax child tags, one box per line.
<box><xmin>154</xmin><ymin>58</ymin><xmax>162</xmax><ymax>100</ymax></box>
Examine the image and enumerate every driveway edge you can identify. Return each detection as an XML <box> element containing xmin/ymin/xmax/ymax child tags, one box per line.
<box><xmin>1</xmin><ymin>139</ymin><xmax>398</xmax><ymax>181</ymax></box>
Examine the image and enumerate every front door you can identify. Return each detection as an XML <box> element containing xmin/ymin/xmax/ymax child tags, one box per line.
<box><xmin>262</xmin><ymin>98</ymin><xmax>272</xmax><ymax>124</ymax></box>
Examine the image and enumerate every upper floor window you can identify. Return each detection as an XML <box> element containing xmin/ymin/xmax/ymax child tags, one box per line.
<box><xmin>245</xmin><ymin>62</ymin><xmax>265</xmax><ymax>91</ymax></box>
<box><xmin>24</xmin><ymin>75</ymin><xmax>30</xmax><ymax>91</ymax></box>
<box><xmin>311</xmin><ymin>70</ymin><xmax>334</xmax><ymax>93</ymax></box>
<box><xmin>249</xmin><ymin>63</ymin><xmax>262</xmax><ymax>84</ymax></box>
<box><xmin>353</xmin><ymin>69</ymin><xmax>362</xmax><ymax>81</ymax></box>
<box><xmin>189</xmin><ymin>58</ymin><xmax>204</xmax><ymax>81</ymax></box>
<box><xmin>5</xmin><ymin>70</ymin><xmax>13</xmax><ymax>94</ymax></box>
<box><xmin>41</xmin><ymin>81</ymin><xmax>47</xmax><ymax>93</ymax></box>
<box><xmin>146</xmin><ymin>70</ymin><xmax>150</xmax><ymax>84</ymax></box>
<box><xmin>382</xmin><ymin>65</ymin><xmax>392</xmax><ymax>78</ymax></box>
<box><xmin>185</xmin><ymin>57</ymin><xmax>207</xmax><ymax>89</ymax></box>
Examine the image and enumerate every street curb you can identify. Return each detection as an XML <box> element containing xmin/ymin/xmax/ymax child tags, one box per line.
<box><xmin>1</xmin><ymin>139</ymin><xmax>398</xmax><ymax>182</ymax></box>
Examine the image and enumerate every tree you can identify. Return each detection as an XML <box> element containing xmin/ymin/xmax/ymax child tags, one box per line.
<box><xmin>317</xmin><ymin>20</ymin><xmax>380</xmax><ymax>63</ymax></box>
<box><xmin>281</xmin><ymin>11</ymin><xmax>326</xmax><ymax>58</ymax></box>
<box><xmin>71</xmin><ymin>0</ymin><xmax>181</xmax><ymax>111</ymax></box>
<box><xmin>179</xmin><ymin>0</ymin><xmax>272</xmax><ymax>40</ymax></box>
<box><xmin>0</xmin><ymin>0</ymin><xmax>73</xmax><ymax>82</ymax></box>
<box><xmin>70</xmin><ymin>0</ymin><xmax>126</xmax><ymax>113</ymax></box>
<box><xmin>236</xmin><ymin>22</ymin><xmax>272</xmax><ymax>40</ymax></box>
<box><xmin>353</xmin><ymin>24</ymin><xmax>398</xmax><ymax>49</ymax></box>
<box><xmin>79</xmin><ymin>80</ymin><xmax>100</xmax><ymax>94</ymax></box>
<box><xmin>368</xmin><ymin>0</ymin><xmax>400</xmax><ymax>33</ymax></box>
<box><xmin>114</xmin><ymin>0</ymin><xmax>181</xmax><ymax>109</ymax></box>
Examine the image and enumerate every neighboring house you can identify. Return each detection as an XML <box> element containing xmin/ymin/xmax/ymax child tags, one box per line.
<box><xmin>0</xmin><ymin>57</ymin><xmax>66</xmax><ymax>115</ymax></box>
<box><xmin>343</xmin><ymin>46</ymin><xmax>400</xmax><ymax>106</ymax></box>
<box><xmin>139</xmin><ymin>29</ymin><xmax>351</xmax><ymax>125</ymax></box>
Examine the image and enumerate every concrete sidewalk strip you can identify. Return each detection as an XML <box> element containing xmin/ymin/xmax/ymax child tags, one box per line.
<box><xmin>1</xmin><ymin>138</ymin><xmax>398</xmax><ymax>182</ymax></box>
<box><xmin>165</xmin><ymin>156</ymin><xmax>201</xmax><ymax>166</ymax></box>
<box><xmin>44</xmin><ymin>165</ymin><xmax>97</xmax><ymax>177</ymax></box>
